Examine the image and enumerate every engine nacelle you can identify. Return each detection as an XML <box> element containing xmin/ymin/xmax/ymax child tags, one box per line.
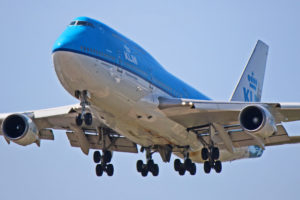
<box><xmin>1</xmin><ymin>114</ymin><xmax>39</xmax><ymax>146</ymax></box>
<box><xmin>239</xmin><ymin>105</ymin><xmax>277</xmax><ymax>138</ymax></box>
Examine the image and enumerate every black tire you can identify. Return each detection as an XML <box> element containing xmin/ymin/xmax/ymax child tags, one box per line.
<box><xmin>184</xmin><ymin>158</ymin><xmax>192</xmax><ymax>170</ymax></box>
<box><xmin>174</xmin><ymin>159</ymin><xmax>181</xmax><ymax>171</ymax></box>
<box><xmin>141</xmin><ymin>168</ymin><xmax>148</xmax><ymax>177</ymax></box>
<box><xmin>179</xmin><ymin>167</ymin><xmax>186</xmax><ymax>176</ymax></box>
<box><xmin>103</xmin><ymin>151</ymin><xmax>112</xmax><ymax>163</ymax></box>
<box><xmin>214</xmin><ymin>160</ymin><xmax>222</xmax><ymax>173</ymax></box>
<box><xmin>75</xmin><ymin>90</ymin><xmax>81</xmax><ymax>99</ymax></box>
<box><xmin>93</xmin><ymin>151</ymin><xmax>101</xmax><ymax>163</ymax></box>
<box><xmin>152</xmin><ymin>164</ymin><xmax>159</xmax><ymax>176</ymax></box>
<box><xmin>189</xmin><ymin>163</ymin><xmax>196</xmax><ymax>175</ymax></box>
<box><xmin>84</xmin><ymin>113</ymin><xmax>93</xmax><ymax>126</ymax></box>
<box><xmin>76</xmin><ymin>114</ymin><xmax>83</xmax><ymax>126</ymax></box>
<box><xmin>96</xmin><ymin>164</ymin><xmax>103</xmax><ymax>177</ymax></box>
<box><xmin>106</xmin><ymin>164</ymin><xmax>114</xmax><ymax>176</ymax></box>
<box><xmin>147</xmin><ymin>159</ymin><xmax>154</xmax><ymax>172</ymax></box>
<box><xmin>82</xmin><ymin>90</ymin><xmax>88</xmax><ymax>97</ymax></box>
<box><xmin>212</xmin><ymin>147</ymin><xmax>220</xmax><ymax>160</ymax></box>
<box><xmin>136</xmin><ymin>160</ymin><xmax>143</xmax><ymax>172</ymax></box>
<box><xmin>204</xmin><ymin>161</ymin><xmax>211</xmax><ymax>174</ymax></box>
<box><xmin>201</xmin><ymin>148</ymin><xmax>209</xmax><ymax>160</ymax></box>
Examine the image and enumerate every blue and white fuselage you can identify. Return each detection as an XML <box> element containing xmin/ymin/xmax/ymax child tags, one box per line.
<box><xmin>52</xmin><ymin>17</ymin><xmax>261</xmax><ymax>162</ymax></box>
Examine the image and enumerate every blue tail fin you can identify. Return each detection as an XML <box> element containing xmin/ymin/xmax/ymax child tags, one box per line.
<box><xmin>230</xmin><ymin>40</ymin><xmax>269</xmax><ymax>102</ymax></box>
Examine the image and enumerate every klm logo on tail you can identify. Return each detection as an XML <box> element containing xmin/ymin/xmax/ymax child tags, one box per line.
<box><xmin>230</xmin><ymin>40</ymin><xmax>268</xmax><ymax>102</ymax></box>
<box><xmin>243</xmin><ymin>72</ymin><xmax>260</xmax><ymax>102</ymax></box>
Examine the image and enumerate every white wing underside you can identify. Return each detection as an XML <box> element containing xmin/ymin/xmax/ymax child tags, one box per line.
<box><xmin>1</xmin><ymin>96</ymin><xmax>300</xmax><ymax>154</ymax></box>
<box><xmin>158</xmin><ymin>97</ymin><xmax>300</xmax><ymax>149</ymax></box>
<box><xmin>0</xmin><ymin>104</ymin><xmax>138</xmax><ymax>154</ymax></box>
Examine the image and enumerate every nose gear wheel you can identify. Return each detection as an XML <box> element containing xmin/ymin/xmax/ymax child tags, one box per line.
<box><xmin>75</xmin><ymin>90</ymin><xmax>93</xmax><ymax>126</ymax></box>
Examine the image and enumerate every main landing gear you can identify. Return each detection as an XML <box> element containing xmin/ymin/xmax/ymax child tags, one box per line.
<box><xmin>94</xmin><ymin>150</ymin><xmax>114</xmax><ymax>177</ymax></box>
<box><xmin>75</xmin><ymin>90</ymin><xmax>93</xmax><ymax>126</ymax></box>
<box><xmin>201</xmin><ymin>146</ymin><xmax>222</xmax><ymax>174</ymax></box>
<box><xmin>136</xmin><ymin>148</ymin><xmax>159</xmax><ymax>177</ymax></box>
<box><xmin>174</xmin><ymin>153</ymin><xmax>197</xmax><ymax>176</ymax></box>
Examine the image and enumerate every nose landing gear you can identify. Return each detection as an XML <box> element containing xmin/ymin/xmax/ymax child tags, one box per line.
<box><xmin>75</xmin><ymin>90</ymin><xmax>93</xmax><ymax>126</ymax></box>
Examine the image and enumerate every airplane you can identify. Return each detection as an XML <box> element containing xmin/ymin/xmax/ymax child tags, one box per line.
<box><xmin>1</xmin><ymin>16</ymin><xmax>300</xmax><ymax>177</ymax></box>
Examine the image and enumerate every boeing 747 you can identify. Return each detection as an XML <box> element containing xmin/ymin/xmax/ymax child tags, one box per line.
<box><xmin>1</xmin><ymin>17</ymin><xmax>300</xmax><ymax>177</ymax></box>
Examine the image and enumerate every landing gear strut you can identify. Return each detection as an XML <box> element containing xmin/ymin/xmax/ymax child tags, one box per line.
<box><xmin>75</xmin><ymin>90</ymin><xmax>93</xmax><ymax>126</ymax></box>
<box><xmin>94</xmin><ymin>150</ymin><xmax>114</xmax><ymax>177</ymax></box>
<box><xmin>201</xmin><ymin>146</ymin><xmax>222</xmax><ymax>174</ymax></box>
<box><xmin>174</xmin><ymin>152</ymin><xmax>197</xmax><ymax>176</ymax></box>
<box><xmin>136</xmin><ymin>148</ymin><xmax>159</xmax><ymax>177</ymax></box>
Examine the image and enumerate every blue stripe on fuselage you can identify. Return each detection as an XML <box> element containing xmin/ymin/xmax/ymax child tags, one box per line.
<box><xmin>52</xmin><ymin>16</ymin><xmax>210</xmax><ymax>100</ymax></box>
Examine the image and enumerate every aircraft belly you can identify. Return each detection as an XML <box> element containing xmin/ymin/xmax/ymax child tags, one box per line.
<box><xmin>53</xmin><ymin>51</ymin><xmax>203</xmax><ymax>150</ymax></box>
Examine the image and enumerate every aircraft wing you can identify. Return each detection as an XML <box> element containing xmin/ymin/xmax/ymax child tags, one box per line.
<box><xmin>0</xmin><ymin>104</ymin><xmax>138</xmax><ymax>155</ymax></box>
<box><xmin>158</xmin><ymin>97</ymin><xmax>300</xmax><ymax>148</ymax></box>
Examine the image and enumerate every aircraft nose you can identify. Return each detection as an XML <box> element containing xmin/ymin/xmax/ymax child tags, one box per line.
<box><xmin>52</xmin><ymin>35</ymin><xmax>76</xmax><ymax>52</ymax></box>
<box><xmin>52</xmin><ymin>28</ymin><xmax>84</xmax><ymax>53</ymax></box>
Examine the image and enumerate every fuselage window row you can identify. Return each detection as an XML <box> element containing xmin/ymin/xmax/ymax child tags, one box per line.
<box><xmin>80</xmin><ymin>46</ymin><xmax>115</xmax><ymax>61</ymax></box>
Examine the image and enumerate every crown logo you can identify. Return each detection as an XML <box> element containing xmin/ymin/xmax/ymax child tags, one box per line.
<box><xmin>247</xmin><ymin>72</ymin><xmax>257</xmax><ymax>91</ymax></box>
<box><xmin>124</xmin><ymin>45</ymin><xmax>131</xmax><ymax>53</ymax></box>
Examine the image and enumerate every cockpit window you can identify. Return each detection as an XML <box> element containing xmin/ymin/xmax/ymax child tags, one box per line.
<box><xmin>69</xmin><ymin>20</ymin><xmax>94</xmax><ymax>28</ymax></box>
<box><xmin>76</xmin><ymin>21</ymin><xmax>94</xmax><ymax>28</ymax></box>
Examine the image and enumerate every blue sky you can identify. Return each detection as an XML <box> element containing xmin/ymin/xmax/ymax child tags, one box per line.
<box><xmin>0</xmin><ymin>0</ymin><xmax>300</xmax><ymax>199</ymax></box>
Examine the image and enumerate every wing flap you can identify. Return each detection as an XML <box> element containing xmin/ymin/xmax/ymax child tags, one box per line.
<box><xmin>193</xmin><ymin>124</ymin><xmax>290</xmax><ymax>150</ymax></box>
<box><xmin>66</xmin><ymin>132</ymin><xmax>138</xmax><ymax>153</ymax></box>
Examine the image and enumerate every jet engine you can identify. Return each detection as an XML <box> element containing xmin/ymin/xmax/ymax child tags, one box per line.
<box><xmin>1</xmin><ymin>114</ymin><xmax>39</xmax><ymax>146</ymax></box>
<box><xmin>239</xmin><ymin>105</ymin><xmax>277</xmax><ymax>138</ymax></box>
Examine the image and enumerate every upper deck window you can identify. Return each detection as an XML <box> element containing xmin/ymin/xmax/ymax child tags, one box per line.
<box><xmin>69</xmin><ymin>20</ymin><xmax>94</xmax><ymax>28</ymax></box>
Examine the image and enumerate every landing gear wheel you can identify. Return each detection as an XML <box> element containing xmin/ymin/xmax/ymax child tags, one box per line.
<box><xmin>141</xmin><ymin>168</ymin><xmax>148</xmax><ymax>177</ymax></box>
<box><xmin>212</xmin><ymin>147</ymin><xmax>220</xmax><ymax>160</ymax></box>
<box><xmin>204</xmin><ymin>161</ymin><xmax>211</xmax><ymax>174</ymax></box>
<box><xmin>174</xmin><ymin>159</ymin><xmax>181</xmax><ymax>172</ymax></box>
<box><xmin>106</xmin><ymin>164</ymin><xmax>114</xmax><ymax>176</ymax></box>
<box><xmin>214</xmin><ymin>160</ymin><xmax>222</xmax><ymax>173</ymax></box>
<box><xmin>136</xmin><ymin>160</ymin><xmax>143</xmax><ymax>173</ymax></box>
<box><xmin>103</xmin><ymin>151</ymin><xmax>112</xmax><ymax>163</ymax></box>
<box><xmin>93</xmin><ymin>151</ymin><xmax>101</xmax><ymax>163</ymax></box>
<box><xmin>189</xmin><ymin>163</ymin><xmax>196</xmax><ymax>175</ymax></box>
<box><xmin>201</xmin><ymin>148</ymin><xmax>209</xmax><ymax>160</ymax></box>
<box><xmin>179</xmin><ymin>167</ymin><xmax>186</xmax><ymax>176</ymax></box>
<box><xmin>84</xmin><ymin>113</ymin><xmax>93</xmax><ymax>126</ymax></box>
<box><xmin>152</xmin><ymin>164</ymin><xmax>159</xmax><ymax>176</ymax></box>
<box><xmin>75</xmin><ymin>90</ymin><xmax>81</xmax><ymax>99</ymax></box>
<box><xmin>82</xmin><ymin>90</ymin><xmax>88</xmax><ymax>97</ymax></box>
<box><xmin>75</xmin><ymin>114</ymin><xmax>83</xmax><ymax>126</ymax></box>
<box><xmin>147</xmin><ymin>159</ymin><xmax>154</xmax><ymax>172</ymax></box>
<box><xmin>184</xmin><ymin>158</ymin><xmax>192</xmax><ymax>170</ymax></box>
<box><xmin>96</xmin><ymin>164</ymin><xmax>103</xmax><ymax>176</ymax></box>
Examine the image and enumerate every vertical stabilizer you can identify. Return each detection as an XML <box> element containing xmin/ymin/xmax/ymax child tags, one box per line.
<box><xmin>230</xmin><ymin>40</ymin><xmax>269</xmax><ymax>102</ymax></box>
